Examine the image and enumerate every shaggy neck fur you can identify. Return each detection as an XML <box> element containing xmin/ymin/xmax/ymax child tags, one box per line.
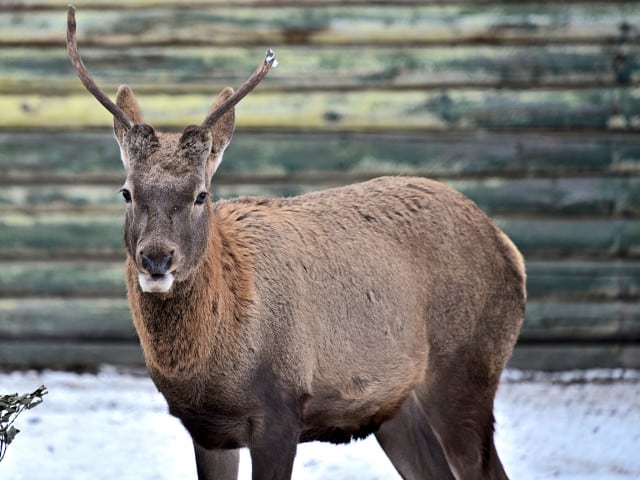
<box><xmin>126</xmin><ymin>204</ymin><xmax>255</xmax><ymax>379</ymax></box>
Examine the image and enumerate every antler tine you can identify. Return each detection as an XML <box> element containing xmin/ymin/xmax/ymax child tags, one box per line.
<box><xmin>66</xmin><ymin>5</ymin><xmax>133</xmax><ymax>129</ymax></box>
<box><xmin>202</xmin><ymin>49</ymin><xmax>277</xmax><ymax>130</ymax></box>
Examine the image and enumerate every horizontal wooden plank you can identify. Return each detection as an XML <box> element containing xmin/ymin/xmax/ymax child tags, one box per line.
<box><xmin>0</xmin><ymin>341</ymin><xmax>144</xmax><ymax>370</ymax></box>
<box><xmin>0</xmin><ymin>298</ymin><xmax>133</xmax><ymax>340</ymax></box>
<box><xmin>1</xmin><ymin>260</ymin><xmax>640</xmax><ymax>301</ymax></box>
<box><xmin>1</xmin><ymin>88</ymin><xmax>639</xmax><ymax>130</ymax></box>
<box><xmin>0</xmin><ymin>4</ymin><xmax>637</xmax><ymax>47</ymax></box>
<box><xmin>11</xmin><ymin>1</ymin><xmax>628</xmax><ymax>9</ymax></box>
<box><xmin>0</xmin><ymin>298</ymin><xmax>638</xmax><ymax>342</ymax></box>
<box><xmin>526</xmin><ymin>262</ymin><xmax>640</xmax><ymax>300</ymax></box>
<box><xmin>494</xmin><ymin>218</ymin><xmax>640</xmax><ymax>258</ymax></box>
<box><xmin>3</xmin><ymin>212</ymin><xmax>639</xmax><ymax>259</ymax></box>
<box><xmin>454</xmin><ymin>177</ymin><xmax>640</xmax><ymax>216</ymax></box>
<box><xmin>6</xmin><ymin>341</ymin><xmax>640</xmax><ymax>371</ymax></box>
<box><xmin>524</xmin><ymin>301</ymin><xmax>640</xmax><ymax>340</ymax></box>
<box><xmin>0</xmin><ymin>212</ymin><xmax>124</xmax><ymax>259</ymax></box>
<box><xmin>2</xmin><ymin>131</ymin><xmax>640</xmax><ymax>183</ymax></box>
<box><xmin>2</xmin><ymin>44</ymin><xmax>637</xmax><ymax>95</ymax></box>
<box><xmin>2</xmin><ymin>1</ymin><xmax>634</xmax><ymax>9</ymax></box>
<box><xmin>508</xmin><ymin>343</ymin><xmax>640</xmax><ymax>370</ymax></box>
<box><xmin>0</xmin><ymin>261</ymin><xmax>125</xmax><ymax>297</ymax></box>
<box><xmin>2</xmin><ymin>176</ymin><xmax>639</xmax><ymax>217</ymax></box>
<box><xmin>0</xmin><ymin>1</ymin><xmax>449</xmax><ymax>8</ymax></box>
<box><xmin>1</xmin><ymin>340</ymin><xmax>638</xmax><ymax>371</ymax></box>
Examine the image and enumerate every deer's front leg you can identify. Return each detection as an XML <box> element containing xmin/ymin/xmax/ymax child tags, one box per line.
<box><xmin>248</xmin><ymin>412</ymin><xmax>300</xmax><ymax>480</ymax></box>
<box><xmin>194</xmin><ymin>441</ymin><xmax>239</xmax><ymax>480</ymax></box>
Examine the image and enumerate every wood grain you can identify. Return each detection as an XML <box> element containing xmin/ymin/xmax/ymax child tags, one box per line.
<box><xmin>1</xmin><ymin>1</ymin><xmax>639</xmax><ymax>370</ymax></box>
<box><xmin>0</xmin><ymin>4</ymin><xmax>637</xmax><ymax>47</ymax></box>
<box><xmin>3</xmin><ymin>131</ymin><xmax>640</xmax><ymax>185</ymax></box>
<box><xmin>1</xmin><ymin>45</ymin><xmax>637</xmax><ymax>95</ymax></box>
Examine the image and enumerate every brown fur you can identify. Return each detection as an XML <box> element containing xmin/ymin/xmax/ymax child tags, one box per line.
<box><xmin>108</xmin><ymin>87</ymin><xmax>525</xmax><ymax>480</ymax></box>
<box><xmin>62</xmin><ymin>13</ymin><xmax>523</xmax><ymax>476</ymax></box>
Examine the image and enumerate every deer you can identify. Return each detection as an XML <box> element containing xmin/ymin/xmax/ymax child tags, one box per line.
<box><xmin>66</xmin><ymin>6</ymin><xmax>525</xmax><ymax>480</ymax></box>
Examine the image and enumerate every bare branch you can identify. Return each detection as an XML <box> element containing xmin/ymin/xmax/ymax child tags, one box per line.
<box><xmin>66</xmin><ymin>5</ymin><xmax>133</xmax><ymax>129</ymax></box>
<box><xmin>202</xmin><ymin>49</ymin><xmax>277</xmax><ymax>130</ymax></box>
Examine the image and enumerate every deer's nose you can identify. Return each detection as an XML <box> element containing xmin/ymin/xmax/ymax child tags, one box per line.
<box><xmin>140</xmin><ymin>251</ymin><xmax>173</xmax><ymax>276</ymax></box>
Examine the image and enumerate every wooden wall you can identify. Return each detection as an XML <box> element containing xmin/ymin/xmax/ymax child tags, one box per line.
<box><xmin>1</xmin><ymin>0</ymin><xmax>639</xmax><ymax>370</ymax></box>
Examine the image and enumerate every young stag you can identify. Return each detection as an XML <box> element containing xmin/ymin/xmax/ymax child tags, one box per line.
<box><xmin>67</xmin><ymin>6</ymin><xmax>525</xmax><ymax>480</ymax></box>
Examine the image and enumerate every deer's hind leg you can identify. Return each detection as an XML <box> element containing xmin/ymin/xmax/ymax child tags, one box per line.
<box><xmin>414</xmin><ymin>351</ymin><xmax>508</xmax><ymax>480</ymax></box>
<box><xmin>375</xmin><ymin>391</ymin><xmax>455</xmax><ymax>480</ymax></box>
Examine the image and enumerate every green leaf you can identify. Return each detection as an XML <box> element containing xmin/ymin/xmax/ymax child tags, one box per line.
<box><xmin>0</xmin><ymin>385</ymin><xmax>47</xmax><ymax>463</ymax></box>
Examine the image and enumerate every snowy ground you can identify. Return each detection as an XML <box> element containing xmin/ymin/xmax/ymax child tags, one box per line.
<box><xmin>1</xmin><ymin>367</ymin><xmax>639</xmax><ymax>479</ymax></box>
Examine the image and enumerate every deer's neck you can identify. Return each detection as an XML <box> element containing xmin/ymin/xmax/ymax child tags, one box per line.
<box><xmin>126</xmin><ymin>209</ymin><xmax>255</xmax><ymax>379</ymax></box>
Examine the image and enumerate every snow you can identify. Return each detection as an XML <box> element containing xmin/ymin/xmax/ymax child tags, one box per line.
<box><xmin>1</xmin><ymin>367</ymin><xmax>639</xmax><ymax>479</ymax></box>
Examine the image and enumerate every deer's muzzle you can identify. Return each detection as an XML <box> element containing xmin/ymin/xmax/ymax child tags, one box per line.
<box><xmin>137</xmin><ymin>245</ymin><xmax>177</xmax><ymax>293</ymax></box>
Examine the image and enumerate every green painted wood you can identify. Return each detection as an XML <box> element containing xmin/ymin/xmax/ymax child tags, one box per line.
<box><xmin>0</xmin><ymin>341</ymin><xmax>144</xmax><ymax>369</ymax></box>
<box><xmin>2</xmin><ymin>213</ymin><xmax>638</xmax><ymax>259</ymax></box>
<box><xmin>508</xmin><ymin>344</ymin><xmax>640</xmax><ymax>370</ymax></box>
<box><xmin>0</xmin><ymin>298</ymin><xmax>133</xmax><ymax>340</ymax></box>
<box><xmin>0</xmin><ymin>131</ymin><xmax>124</xmax><ymax>183</ymax></box>
<box><xmin>0</xmin><ymin>4</ymin><xmax>637</xmax><ymax>47</ymax></box>
<box><xmin>1</xmin><ymin>340</ymin><xmax>638</xmax><ymax>371</ymax></box>
<box><xmin>0</xmin><ymin>298</ymin><xmax>637</xmax><ymax>342</ymax></box>
<box><xmin>0</xmin><ymin>212</ymin><xmax>123</xmax><ymax>259</ymax></box>
<box><xmin>0</xmin><ymin>0</ymin><xmax>638</xmax><ymax>370</ymax></box>
<box><xmin>2</xmin><ymin>88</ymin><xmax>638</xmax><ymax>130</ymax></box>
<box><xmin>493</xmin><ymin>218</ymin><xmax>640</xmax><ymax>258</ymax></box>
<box><xmin>2</xmin><ymin>177</ymin><xmax>639</xmax><ymax>217</ymax></box>
<box><xmin>527</xmin><ymin>261</ymin><xmax>640</xmax><ymax>300</ymax></box>
<box><xmin>0</xmin><ymin>261</ymin><xmax>125</xmax><ymax>296</ymax></box>
<box><xmin>2</xmin><ymin>260</ymin><xmax>640</xmax><ymax>301</ymax></box>
<box><xmin>7</xmin><ymin>0</ymin><xmax>600</xmax><ymax>8</ymax></box>
<box><xmin>1</xmin><ymin>44</ymin><xmax>637</xmax><ymax>95</ymax></box>
<box><xmin>3</xmin><ymin>131</ymin><xmax>640</xmax><ymax>185</ymax></box>
<box><xmin>449</xmin><ymin>177</ymin><xmax>640</xmax><ymax>217</ymax></box>
<box><xmin>524</xmin><ymin>301</ymin><xmax>640</xmax><ymax>341</ymax></box>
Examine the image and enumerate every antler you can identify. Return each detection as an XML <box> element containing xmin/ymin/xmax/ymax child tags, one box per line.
<box><xmin>66</xmin><ymin>5</ymin><xmax>133</xmax><ymax>129</ymax></box>
<box><xmin>202</xmin><ymin>49</ymin><xmax>277</xmax><ymax>130</ymax></box>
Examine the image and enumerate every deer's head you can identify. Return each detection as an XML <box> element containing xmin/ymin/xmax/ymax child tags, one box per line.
<box><xmin>66</xmin><ymin>6</ymin><xmax>276</xmax><ymax>293</ymax></box>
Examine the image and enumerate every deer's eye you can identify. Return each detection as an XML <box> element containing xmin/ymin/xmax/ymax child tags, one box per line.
<box><xmin>195</xmin><ymin>191</ymin><xmax>208</xmax><ymax>205</ymax></box>
<box><xmin>120</xmin><ymin>188</ymin><xmax>132</xmax><ymax>203</ymax></box>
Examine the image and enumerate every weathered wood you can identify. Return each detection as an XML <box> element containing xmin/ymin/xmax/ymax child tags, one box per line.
<box><xmin>509</xmin><ymin>343</ymin><xmax>640</xmax><ymax>371</ymax></box>
<box><xmin>2</xmin><ymin>340</ymin><xmax>638</xmax><ymax>371</ymax></box>
<box><xmin>10</xmin><ymin>0</ymin><xmax>622</xmax><ymax>9</ymax></box>
<box><xmin>2</xmin><ymin>214</ymin><xmax>638</xmax><ymax>259</ymax></box>
<box><xmin>0</xmin><ymin>4</ymin><xmax>637</xmax><ymax>47</ymax></box>
<box><xmin>0</xmin><ymin>341</ymin><xmax>144</xmax><ymax>370</ymax></box>
<box><xmin>1</xmin><ymin>45</ymin><xmax>637</xmax><ymax>95</ymax></box>
<box><xmin>494</xmin><ymin>218</ymin><xmax>640</xmax><ymax>258</ymax></box>
<box><xmin>0</xmin><ymin>0</ymin><xmax>638</xmax><ymax>370</ymax></box>
<box><xmin>1</xmin><ymin>298</ymin><xmax>638</xmax><ymax>342</ymax></box>
<box><xmin>3</xmin><ymin>131</ymin><xmax>640</xmax><ymax>185</ymax></box>
<box><xmin>527</xmin><ymin>261</ymin><xmax>640</xmax><ymax>300</ymax></box>
<box><xmin>2</xmin><ymin>260</ymin><xmax>640</xmax><ymax>301</ymax></box>
<box><xmin>524</xmin><ymin>301</ymin><xmax>640</xmax><ymax>341</ymax></box>
<box><xmin>0</xmin><ymin>298</ymin><xmax>133</xmax><ymax>340</ymax></box>
<box><xmin>2</xmin><ymin>88</ymin><xmax>638</xmax><ymax>130</ymax></box>
<box><xmin>2</xmin><ymin>0</ymin><xmax>635</xmax><ymax>9</ymax></box>
<box><xmin>0</xmin><ymin>261</ymin><xmax>125</xmax><ymax>297</ymax></box>
<box><xmin>0</xmin><ymin>212</ymin><xmax>123</xmax><ymax>259</ymax></box>
<box><xmin>2</xmin><ymin>176</ymin><xmax>639</xmax><ymax>217</ymax></box>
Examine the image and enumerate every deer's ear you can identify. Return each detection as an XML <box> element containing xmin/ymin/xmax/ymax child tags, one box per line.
<box><xmin>205</xmin><ymin>87</ymin><xmax>236</xmax><ymax>180</ymax></box>
<box><xmin>114</xmin><ymin>85</ymin><xmax>144</xmax><ymax>168</ymax></box>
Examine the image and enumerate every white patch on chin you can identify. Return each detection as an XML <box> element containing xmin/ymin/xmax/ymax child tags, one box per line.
<box><xmin>138</xmin><ymin>273</ymin><xmax>175</xmax><ymax>293</ymax></box>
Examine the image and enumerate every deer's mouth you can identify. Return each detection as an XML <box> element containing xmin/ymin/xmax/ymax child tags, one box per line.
<box><xmin>138</xmin><ymin>272</ymin><xmax>175</xmax><ymax>293</ymax></box>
